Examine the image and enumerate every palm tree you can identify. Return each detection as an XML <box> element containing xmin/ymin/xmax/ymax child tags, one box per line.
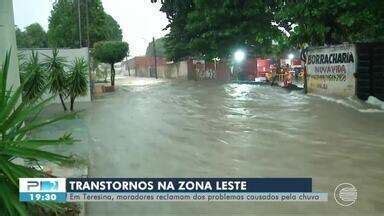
<box><xmin>42</xmin><ymin>48</ymin><xmax>68</xmax><ymax>111</ymax></box>
<box><xmin>20</xmin><ymin>50</ymin><xmax>47</xmax><ymax>101</ymax></box>
<box><xmin>0</xmin><ymin>50</ymin><xmax>78</xmax><ymax>215</ymax></box>
<box><xmin>67</xmin><ymin>58</ymin><xmax>88</xmax><ymax>111</ymax></box>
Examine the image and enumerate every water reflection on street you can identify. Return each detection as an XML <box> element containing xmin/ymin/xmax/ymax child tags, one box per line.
<box><xmin>85</xmin><ymin>77</ymin><xmax>384</xmax><ymax>215</ymax></box>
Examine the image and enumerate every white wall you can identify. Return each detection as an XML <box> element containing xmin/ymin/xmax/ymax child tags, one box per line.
<box><xmin>19</xmin><ymin>48</ymin><xmax>91</xmax><ymax>103</ymax></box>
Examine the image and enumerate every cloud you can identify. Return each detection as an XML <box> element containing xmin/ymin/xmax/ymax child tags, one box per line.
<box><xmin>102</xmin><ymin>0</ymin><xmax>169</xmax><ymax>56</ymax></box>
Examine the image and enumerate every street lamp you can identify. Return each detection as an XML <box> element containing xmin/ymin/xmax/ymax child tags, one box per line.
<box><xmin>233</xmin><ymin>49</ymin><xmax>246</xmax><ymax>81</ymax></box>
<box><xmin>234</xmin><ymin>50</ymin><xmax>246</xmax><ymax>63</ymax></box>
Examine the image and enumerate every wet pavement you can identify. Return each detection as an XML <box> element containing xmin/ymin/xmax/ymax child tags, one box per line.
<box><xmin>79</xmin><ymin>77</ymin><xmax>384</xmax><ymax>215</ymax></box>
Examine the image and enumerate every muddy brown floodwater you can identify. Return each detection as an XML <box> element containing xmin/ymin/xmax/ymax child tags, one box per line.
<box><xmin>82</xmin><ymin>77</ymin><xmax>384</xmax><ymax>215</ymax></box>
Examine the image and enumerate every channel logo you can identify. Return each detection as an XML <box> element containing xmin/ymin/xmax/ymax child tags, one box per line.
<box><xmin>27</xmin><ymin>180</ymin><xmax>58</xmax><ymax>191</ymax></box>
<box><xmin>334</xmin><ymin>183</ymin><xmax>357</xmax><ymax>206</ymax></box>
<box><xmin>19</xmin><ymin>178</ymin><xmax>66</xmax><ymax>193</ymax></box>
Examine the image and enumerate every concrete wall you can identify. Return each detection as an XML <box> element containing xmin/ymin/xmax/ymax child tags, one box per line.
<box><xmin>0</xmin><ymin>0</ymin><xmax>21</xmax><ymax>91</ymax></box>
<box><xmin>160</xmin><ymin>61</ymin><xmax>189</xmax><ymax>80</ymax></box>
<box><xmin>123</xmin><ymin>58</ymin><xmax>232</xmax><ymax>81</ymax></box>
<box><xmin>216</xmin><ymin>61</ymin><xmax>231</xmax><ymax>81</ymax></box>
<box><xmin>122</xmin><ymin>56</ymin><xmax>167</xmax><ymax>78</ymax></box>
<box><xmin>157</xmin><ymin>65</ymin><xmax>166</xmax><ymax>78</ymax></box>
<box><xmin>19</xmin><ymin>48</ymin><xmax>91</xmax><ymax>103</ymax></box>
<box><xmin>306</xmin><ymin>44</ymin><xmax>357</xmax><ymax>97</ymax></box>
<box><xmin>136</xmin><ymin>67</ymin><xmax>150</xmax><ymax>77</ymax></box>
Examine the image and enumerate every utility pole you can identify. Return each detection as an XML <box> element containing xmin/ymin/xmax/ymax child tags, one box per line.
<box><xmin>300</xmin><ymin>48</ymin><xmax>308</xmax><ymax>94</ymax></box>
<box><xmin>153</xmin><ymin>37</ymin><xmax>158</xmax><ymax>79</ymax></box>
<box><xmin>85</xmin><ymin>0</ymin><xmax>90</xmax><ymax>47</ymax></box>
<box><xmin>77</xmin><ymin>0</ymin><xmax>82</xmax><ymax>48</ymax></box>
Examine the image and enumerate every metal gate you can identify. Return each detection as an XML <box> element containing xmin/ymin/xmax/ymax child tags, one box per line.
<box><xmin>356</xmin><ymin>43</ymin><xmax>384</xmax><ymax>101</ymax></box>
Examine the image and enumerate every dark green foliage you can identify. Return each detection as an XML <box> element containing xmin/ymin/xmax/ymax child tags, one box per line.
<box><xmin>93</xmin><ymin>41</ymin><xmax>129</xmax><ymax>64</ymax></box>
<box><xmin>93</xmin><ymin>41</ymin><xmax>129</xmax><ymax>86</ymax></box>
<box><xmin>157</xmin><ymin>0</ymin><xmax>195</xmax><ymax>61</ymax></box>
<box><xmin>20</xmin><ymin>51</ymin><xmax>47</xmax><ymax>101</ymax></box>
<box><xmin>48</xmin><ymin>0</ymin><xmax>123</xmax><ymax>48</ymax></box>
<box><xmin>42</xmin><ymin>49</ymin><xmax>68</xmax><ymax>111</ymax></box>
<box><xmin>47</xmin><ymin>0</ymin><xmax>77</xmax><ymax>48</ymax></box>
<box><xmin>18</xmin><ymin>49</ymin><xmax>89</xmax><ymax>111</ymax></box>
<box><xmin>190</xmin><ymin>1</ymin><xmax>281</xmax><ymax>59</ymax></box>
<box><xmin>275</xmin><ymin>0</ymin><xmax>384</xmax><ymax>46</ymax></box>
<box><xmin>0</xmin><ymin>50</ymin><xmax>77</xmax><ymax>215</ymax></box>
<box><xmin>153</xmin><ymin>0</ymin><xmax>283</xmax><ymax>60</ymax></box>
<box><xmin>103</xmin><ymin>14</ymin><xmax>123</xmax><ymax>42</ymax></box>
<box><xmin>16</xmin><ymin>23</ymin><xmax>48</xmax><ymax>48</ymax></box>
<box><xmin>152</xmin><ymin>0</ymin><xmax>384</xmax><ymax>60</ymax></box>
<box><xmin>67</xmin><ymin>58</ymin><xmax>88</xmax><ymax>111</ymax></box>
<box><xmin>15</xmin><ymin>28</ymin><xmax>29</xmax><ymax>49</ymax></box>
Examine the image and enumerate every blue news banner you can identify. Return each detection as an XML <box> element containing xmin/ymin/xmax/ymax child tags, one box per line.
<box><xmin>19</xmin><ymin>178</ymin><xmax>328</xmax><ymax>202</ymax></box>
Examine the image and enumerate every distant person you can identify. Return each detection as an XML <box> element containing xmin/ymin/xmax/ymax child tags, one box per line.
<box><xmin>284</xmin><ymin>70</ymin><xmax>292</xmax><ymax>87</ymax></box>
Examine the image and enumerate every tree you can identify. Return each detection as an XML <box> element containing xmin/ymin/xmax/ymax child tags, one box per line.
<box><xmin>15</xmin><ymin>23</ymin><xmax>48</xmax><ymax>48</ymax></box>
<box><xmin>152</xmin><ymin>0</ymin><xmax>384</xmax><ymax>60</ymax></box>
<box><xmin>152</xmin><ymin>0</ymin><xmax>195</xmax><ymax>61</ymax></box>
<box><xmin>15</xmin><ymin>27</ymin><xmax>28</xmax><ymax>48</ymax></box>
<box><xmin>77</xmin><ymin>0</ymin><xmax>123</xmax><ymax>47</ymax></box>
<box><xmin>152</xmin><ymin>0</ymin><xmax>283</xmax><ymax>61</ymax></box>
<box><xmin>93</xmin><ymin>41</ymin><xmax>129</xmax><ymax>86</ymax></box>
<box><xmin>103</xmin><ymin>14</ymin><xmax>123</xmax><ymax>42</ymax></box>
<box><xmin>187</xmin><ymin>1</ymin><xmax>281</xmax><ymax>59</ymax></box>
<box><xmin>42</xmin><ymin>49</ymin><xmax>68</xmax><ymax>111</ymax></box>
<box><xmin>48</xmin><ymin>0</ymin><xmax>123</xmax><ymax>48</ymax></box>
<box><xmin>275</xmin><ymin>0</ymin><xmax>384</xmax><ymax>46</ymax></box>
<box><xmin>47</xmin><ymin>0</ymin><xmax>77</xmax><ymax>48</ymax></box>
<box><xmin>24</xmin><ymin>23</ymin><xmax>48</xmax><ymax>48</ymax></box>
<box><xmin>146</xmin><ymin>37</ymin><xmax>166</xmax><ymax>57</ymax></box>
<box><xmin>67</xmin><ymin>58</ymin><xmax>88</xmax><ymax>111</ymax></box>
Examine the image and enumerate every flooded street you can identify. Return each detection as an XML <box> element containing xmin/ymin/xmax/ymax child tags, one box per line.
<box><xmin>84</xmin><ymin>77</ymin><xmax>384</xmax><ymax>215</ymax></box>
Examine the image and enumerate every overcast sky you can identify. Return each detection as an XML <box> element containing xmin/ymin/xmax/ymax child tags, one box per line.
<box><xmin>13</xmin><ymin>0</ymin><xmax>169</xmax><ymax>56</ymax></box>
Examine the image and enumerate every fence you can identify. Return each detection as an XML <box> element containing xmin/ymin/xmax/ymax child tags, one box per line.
<box><xmin>356</xmin><ymin>43</ymin><xmax>384</xmax><ymax>101</ymax></box>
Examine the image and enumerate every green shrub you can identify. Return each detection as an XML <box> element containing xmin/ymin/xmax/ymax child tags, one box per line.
<box><xmin>0</xmin><ymin>50</ymin><xmax>77</xmax><ymax>215</ymax></box>
<box><xmin>20</xmin><ymin>51</ymin><xmax>47</xmax><ymax>101</ymax></box>
<box><xmin>67</xmin><ymin>58</ymin><xmax>88</xmax><ymax>111</ymax></box>
<box><xmin>42</xmin><ymin>48</ymin><xmax>68</xmax><ymax>111</ymax></box>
